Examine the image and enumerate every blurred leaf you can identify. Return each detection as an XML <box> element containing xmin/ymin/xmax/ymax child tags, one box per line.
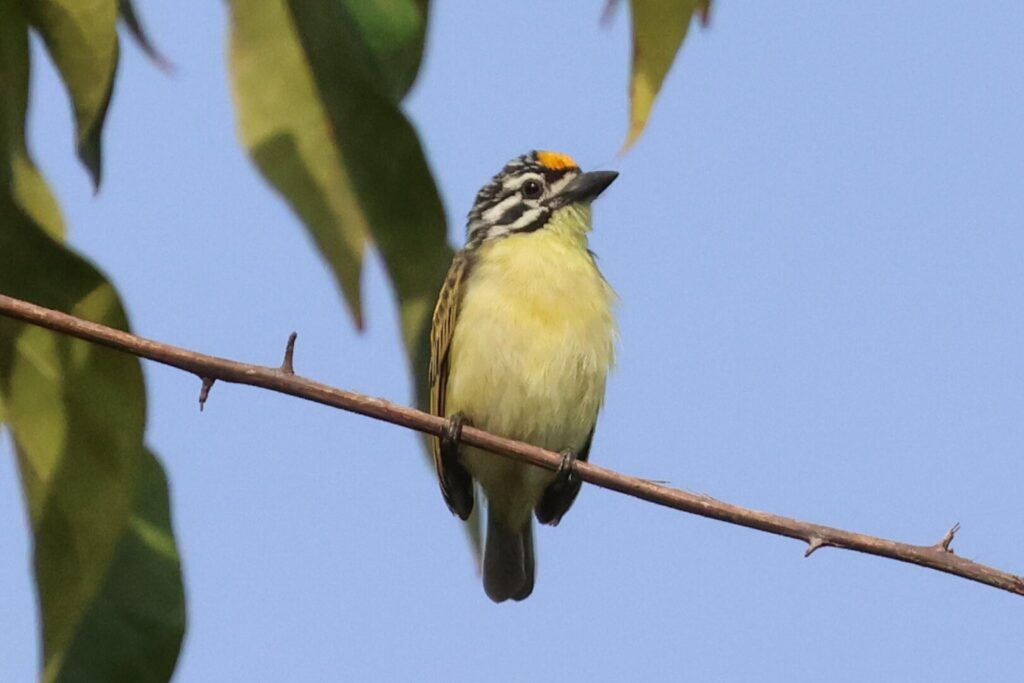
<box><xmin>118</xmin><ymin>0</ymin><xmax>172</xmax><ymax>72</ymax></box>
<box><xmin>229</xmin><ymin>0</ymin><xmax>370</xmax><ymax>327</ymax></box>
<box><xmin>0</xmin><ymin>0</ymin><xmax>64</xmax><ymax>238</ymax></box>
<box><xmin>343</xmin><ymin>0</ymin><xmax>429</xmax><ymax>100</ymax></box>
<box><xmin>283</xmin><ymin>0</ymin><xmax>452</xmax><ymax>403</ymax></box>
<box><xmin>25</xmin><ymin>0</ymin><xmax>119</xmax><ymax>188</ymax></box>
<box><xmin>0</xmin><ymin>6</ymin><xmax>185</xmax><ymax>680</ymax></box>
<box><xmin>624</xmin><ymin>0</ymin><xmax>710</xmax><ymax>150</ymax></box>
<box><xmin>229</xmin><ymin>0</ymin><xmax>476</xmax><ymax>548</ymax></box>
<box><xmin>0</xmin><ymin>206</ymin><xmax>187</xmax><ymax>683</ymax></box>
<box><xmin>228</xmin><ymin>0</ymin><xmax>452</xmax><ymax>402</ymax></box>
<box><xmin>55</xmin><ymin>449</ymin><xmax>185</xmax><ymax>683</ymax></box>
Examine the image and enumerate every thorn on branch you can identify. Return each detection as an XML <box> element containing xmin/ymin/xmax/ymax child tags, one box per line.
<box><xmin>804</xmin><ymin>536</ymin><xmax>829</xmax><ymax>558</ymax></box>
<box><xmin>934</xmin><ymin>523</ymin><xmax>961</xmax><ymax>553</ymax></box>
<box><xmin>280</xmin><ymin>332</ymin><xmax>297</xmax><ymax>375</ymax></box>
<box><xmin>198</xmin><ymin>376</ymin><xmax>215</xmax><ymax>411</ymax></box>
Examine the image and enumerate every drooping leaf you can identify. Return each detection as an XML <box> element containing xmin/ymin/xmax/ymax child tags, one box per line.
<box><xmin>228</xmin><ymin>0</ymin><xmax>475</xmax><ymax>551</ymax></box>
<box><xmin>624</xmin><ymin>0</ymin><xmax>710</xmax><ymax>150</ymax></box>
<box><xmin>343</xmin><ymin>0</ymin><xmax>430</xmax><ymax>101</ymax></box>
<box><xmin>24</xmin><ymin>0</ymin><xmax>120</xmax><ymax>188</ymax></box>
<box><xmin>229</xmin><ymin>0</ymin><xmax>370</xmax><ymax>328</ymax></box>
<box><xmin>0</xmin><ymin>205</ymin><xmax>186</xmax><ymax>683</ymax></box>
<box><xmin>55</xmin><ymin>449</ymin><xmax>185</xmax><ymax>683</ymax></box>
<box><xmin>118</xmin><ymin>0</ymin><xmax>172</xmax><ymax>72</ymax></box>
<box><xmin>0</xmin><ymin>0</ymin><xmax>64</xmax><ymax>238</ymax></box>
<box><xmin>228</xmin><ymin>0</ymin><xmax>452</xmax><ymax>403</ymax></box>
<box><xmin>284</xmin><ymin>0</ymin><xmax>452</xmax><ymax>404</ymax></box>
<box><xmin>0</xmin><ymin>6</ymin><xmax>185</xmax><ymax>680</ymax></box>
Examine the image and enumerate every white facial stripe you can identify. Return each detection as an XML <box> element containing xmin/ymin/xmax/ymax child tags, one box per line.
<box><xmin>547</xmin><ymin>172</ymin><xmax>577</xmax><ymax>197</ymax></box>
<box><xmin>473</xmin><ymin>207</ymin><xmax>544</xmax><ymax>242</ymax></box>
<box><xmin>503</xmin><ymin>173</ymin><xmax>544</xmax><ymax>192</ymax></box>
<box><xmin>481</xmin><ymin>194</ymin><xmax>520</xmax><ymax>223</ymax></box>
<box><xmin>508</xmin><ymin>207</ymin><xmax>545</xmax><ymax>231</ymax></box>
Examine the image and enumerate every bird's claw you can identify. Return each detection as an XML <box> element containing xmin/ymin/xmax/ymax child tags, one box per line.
<box><xmin>443</xmin><ymin>412</ymin><xmax>471</xmax><ymax>448</ymax></box>
<box><xmin>553</xmin><ymin>448</ymin><xmax>578</xmax><ymax>489</ymax></box>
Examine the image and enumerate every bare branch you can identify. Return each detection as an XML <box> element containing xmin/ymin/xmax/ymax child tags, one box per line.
<box><xmin>1</xmin><ymin>293</ymin><xmax>1022</xmax><ymax>598</ymax></box>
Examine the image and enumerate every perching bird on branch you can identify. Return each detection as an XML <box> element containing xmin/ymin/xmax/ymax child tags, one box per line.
<box><xmin>429</xmin><ymin>151</ymin><xmax>618</xmax><ymax>602</ymax></box>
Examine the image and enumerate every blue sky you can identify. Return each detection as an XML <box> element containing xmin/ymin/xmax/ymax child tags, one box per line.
<box><xmin>3</xmin><ymin>2</ymin><xmax>1024</xmax><ymax>680</ymax></box>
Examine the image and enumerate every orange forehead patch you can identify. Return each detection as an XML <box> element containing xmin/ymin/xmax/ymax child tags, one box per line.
<box><xmin>536</xmin><ymin>151</ymin><xmax>579</xmax><ymax>171</ymax></box>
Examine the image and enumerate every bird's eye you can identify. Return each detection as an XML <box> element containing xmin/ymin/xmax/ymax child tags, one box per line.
<box><xmin>521</xmin><ymin>179</ymin><xmax>543</xmax><ymax>198</ymax></box>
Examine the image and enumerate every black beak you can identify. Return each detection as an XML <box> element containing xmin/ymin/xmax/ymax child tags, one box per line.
<box><xmin>556</xmin><ymin>170</ymin><xmax>619</xmax><ymax>206</ymax></box>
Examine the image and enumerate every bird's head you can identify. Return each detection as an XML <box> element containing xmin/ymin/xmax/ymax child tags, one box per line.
<box><xmin>465</xmin><ymin>151</ymin><xmax>618</xmax><ymax>246</ymax></box>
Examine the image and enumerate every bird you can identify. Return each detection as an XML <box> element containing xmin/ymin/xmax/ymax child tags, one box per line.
<box><xmin>429</xmin><ymin>150</ymin><xmax>618</xmax><ymax>602</ymax></box>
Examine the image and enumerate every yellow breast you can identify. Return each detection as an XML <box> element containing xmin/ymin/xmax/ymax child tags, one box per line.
<box><xmin>445</xmin><ymin>206</ymin><xmax>617</xmax><ymax>513</ymax></box>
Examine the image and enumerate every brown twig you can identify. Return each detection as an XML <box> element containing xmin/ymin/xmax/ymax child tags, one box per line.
<box><xmin>1</xmin><ymin>293</ymin><xmax>1022</xmax><ymax>597</ymax></box>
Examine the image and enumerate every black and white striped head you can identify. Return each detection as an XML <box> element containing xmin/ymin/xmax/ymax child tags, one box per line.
<box><xmin>465</xmin><ymin>151</ymin><xmax>618</xmax><ymax>246</ymax></box>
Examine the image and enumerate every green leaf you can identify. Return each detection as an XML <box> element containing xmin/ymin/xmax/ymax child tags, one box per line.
<box><xmin>228</xmin><ymin>0</ymin><xmax>452</xmax><ymax>402</ymax></box>
<box><xmin>229</xmin><ymin>0</ymin><xmax>370</xmax><ymax>328</ymax></box>
<box><xmin>0</xmin><ymin>0</ymin><xmax>64</xmax><ymax>238</ymax></box>
<box><xmin>284</xmin><ymin>0</ymin><xmax>451</xmax><ymax>402</ymax></box>
<box><xmin>25</xmin><ymin>0</ymin><xmax>120</xmax><ymax>188</ymax></box>
<box><xmin>118</xmin><ymin>0</ymin><xmax>172</xmax><ymax>73</ymax></box>
<box><xmin>0</xmin><ymin>6</ymin><xmax>185</xmax><ymax>680</ymax></box>
<box><xmin>229</xmin><ymin>0</ymin><xmax>477</xmax><ymax>550</ymax></box>
<box><xmin>624</xmin><ymin>0</ymin><xmax>709</xmax><ymax>150</ymax></box>
<box><xmin>343</xmin><ymin>0</ymin><xmax>429</xmax><ymax>101</ymax></box>
<box><xmin>0</xmin><ymin>199</ymin><xmax>187</xmax><ymax>683</ymax></box>
<box><xmin>55</xmin><ymin>449</ymin><xmax>185</xmax><ymax>683</ymax></box>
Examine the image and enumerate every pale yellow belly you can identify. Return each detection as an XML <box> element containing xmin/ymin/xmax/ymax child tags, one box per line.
<box><xmin>445</xmin><ymin>230</ymin><xmax>616</xmax><ymax>524</ymax></box>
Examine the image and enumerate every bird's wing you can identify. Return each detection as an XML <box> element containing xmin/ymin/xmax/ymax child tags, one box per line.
<box><xmin>429</xmin><ymin>250</ymin><xmax>475</xmax><ymax>519</ymax></box>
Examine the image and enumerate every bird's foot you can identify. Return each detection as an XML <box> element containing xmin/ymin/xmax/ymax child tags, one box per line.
<box><xmin>535</xmin><ymin>447</ymin><xmax>584</xmax><ymax>526</ymax></box>
<box><xmin>443</xmin><ymin>412</ymin><xmax>471</xmax><ymax>449</ymax></box>
<box><xmin>553</xmin><ymin>448</ymin><xmax>578</xmax><ymax>489</ymax></box>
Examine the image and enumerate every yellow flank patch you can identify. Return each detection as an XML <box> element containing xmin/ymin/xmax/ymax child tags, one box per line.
<box><xmin>536</xmin><ymin>150</ymin><xmax>578</xmax><ymax>171</ymax></box>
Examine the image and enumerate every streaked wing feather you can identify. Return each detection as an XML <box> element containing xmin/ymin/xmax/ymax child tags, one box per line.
<box><xmin>429</xmin><ymin>250</ymin><xmax>474</xmax><ymax>518</ymax></box>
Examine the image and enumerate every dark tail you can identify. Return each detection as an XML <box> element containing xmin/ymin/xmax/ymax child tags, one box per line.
<box><xmin>483</xmin><ymin>512</ymin><xmax>535</xmax><ymax>602</ymax></box>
